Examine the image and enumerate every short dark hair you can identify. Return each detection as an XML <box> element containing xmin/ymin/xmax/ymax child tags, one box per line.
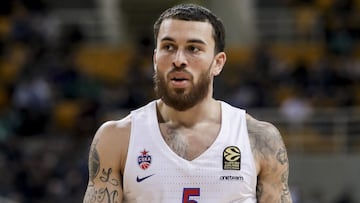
<box><xmin>153</xmin><ymin>4</ymin><xmax>225</xmax><ymax>53</ymax></box>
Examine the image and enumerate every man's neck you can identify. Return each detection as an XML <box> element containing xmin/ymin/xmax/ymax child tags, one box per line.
<box><xmin>156</xmin><ymin>98</ymin><xmax>221</xmax><ymax>127</ymax></box>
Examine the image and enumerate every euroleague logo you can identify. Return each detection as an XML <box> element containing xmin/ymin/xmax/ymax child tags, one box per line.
<box><xmin>223</xmin><ymin>146</ymin><xmax>241</xmax><ymax>170</ymax></box>
<box><xmin>138</xmin><ymin>149</ymin><xmax>152</xmax><ymax>170</ymax></box>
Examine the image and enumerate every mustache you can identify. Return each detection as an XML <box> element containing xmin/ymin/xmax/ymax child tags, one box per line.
<box><xmin>168</xmin><ymin>68</ymin><xmax>192</xmax><ymax>75</ymax></box>
<box><xmin>154</xmin><ymin>65</ymin><xmax>193</xmax><ymax>79</ymax></box>
<box><xmin>168</xmin><ymin>64</ymin><xmax>192</xmax><ymax>76</ymax></box>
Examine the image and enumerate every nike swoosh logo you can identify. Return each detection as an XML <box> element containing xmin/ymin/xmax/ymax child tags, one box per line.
<box><xmin>136</xmin><ymin>174</ymin><xmax>155</xmax><ymax>182</ymax></box>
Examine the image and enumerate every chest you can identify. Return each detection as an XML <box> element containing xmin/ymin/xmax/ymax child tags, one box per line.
<box><xmin>159</xmin><ymin>123</ymin><xmax>221</xmax><ymax>161</ymax></box>
<box><xmin>123</xmin><ymin>120</ymin><xmax>257</xmax><ymax>203</ymax></box>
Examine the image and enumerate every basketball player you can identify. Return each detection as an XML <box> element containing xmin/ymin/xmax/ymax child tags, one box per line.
<box><xmin>83</xmin><ymin>4</ymin><xmax>292</xmax><ymax>203</ymax></box>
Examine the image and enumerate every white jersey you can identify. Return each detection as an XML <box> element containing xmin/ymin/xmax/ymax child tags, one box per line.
<box><xmin>123</xmin><ymin>100</ymin><xmax>257</xmax><ymax>203</ymax></box>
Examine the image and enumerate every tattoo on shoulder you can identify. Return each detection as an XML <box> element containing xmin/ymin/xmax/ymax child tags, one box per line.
<box><xmin>89</xmin><ymin>139</ymin><xmax>100</xmax><ymax>182</ymax></box>
<box><xmin>276</xmin><ymin>148</ymin><xmax>288</xmax><ymax>165</ymax></box>
<box><xmin>247</xmin><ymin>119</ymin><xmax>285</xmax><ymax>160</ymax></box>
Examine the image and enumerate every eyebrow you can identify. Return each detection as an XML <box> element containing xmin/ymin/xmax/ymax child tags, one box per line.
<box><xmin>160</xmin><ymin>36</ymin><xmax>207</xmax><ymax>45</ymax></box>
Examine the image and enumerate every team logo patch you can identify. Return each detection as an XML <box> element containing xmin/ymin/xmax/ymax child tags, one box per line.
<box><xmin>138</xmin><ymin>149</ymin><xmax>152</xmax><ymax>170</ymax></box>
<box><xmin>223</xmin><ymin>146</ymin><xmax>241</xmax><ymax>170</ymax></box>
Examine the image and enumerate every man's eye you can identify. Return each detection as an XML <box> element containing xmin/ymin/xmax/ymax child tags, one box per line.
<box><xmin>188</xmin><ymin>46</ymin><xmax>200</xmax><ymax>52</ymax></box>
<box><xmin>164</xmin><ymin>45</ymin><xmax>174</xmax><ymax>51</ymax></box>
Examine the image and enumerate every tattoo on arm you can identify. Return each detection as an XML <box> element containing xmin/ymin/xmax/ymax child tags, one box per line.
<box><xmin>248</xmin><ymin>121</ymin><xmax>281</xmax><ymax>161</ymax></box>
<box><xmin>89</xmin><ymin>139</ymin><xmax>100</xmax><ymax>184</ymax></box>
<box><xmin>278</xmin><ymin>146</ymin><xmax>291</xmax><ymax>202</ymax></box>
<box><xmin>256</xmin><ymin>180</ymin><xmax>263</xmax><ymax>200</ymax></box>
<box><xmin>100</xmin><ymin>168</ymin><xmax>121</xmax><ymax>186</ymax></box>
<box><xmin>84</xmin><ymin>167</ymin><xmax>121</xmax><ymax>203</ymax></box>
<box><xmin>248</xmin><ymin>119</ymin><xmax>292</xmax><ymax>203</ymax></box>
<box><xmin>85</xmin><ymin>139</ymin><xmax>121</xmax><ymax>203</ymax></box>
<box><xmin>280</xmin><ymin>170</ymin><xmax>291</xmax><ymax>203</ymax></box>
<box><xmin>84</xmin><ymin>185</ymin><xmax>119</xmax><ymax>203</ymax></box>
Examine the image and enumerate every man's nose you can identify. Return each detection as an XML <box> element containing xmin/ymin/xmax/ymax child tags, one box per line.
<box><xmin>173</xmin><ymin>49</ymin><xmax>187</xmax><ymax>68</ymax></box>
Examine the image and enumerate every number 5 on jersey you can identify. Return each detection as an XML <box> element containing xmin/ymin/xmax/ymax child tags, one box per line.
<box><xmin>182</xmin><ymin>188</ymin><xmax>200</xmax><ymax>203</ymax></box>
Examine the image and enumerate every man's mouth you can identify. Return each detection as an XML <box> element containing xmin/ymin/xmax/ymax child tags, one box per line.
<box><xmin>171</xmin><ymin>77</ymin><xmax>188</xmax><ymax>82</ymax></box>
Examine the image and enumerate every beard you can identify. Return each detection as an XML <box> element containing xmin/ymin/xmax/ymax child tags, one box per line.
<box><xmin>153</xmin><ymin>66</ymin><xmax>211</xmax><ymax>111</ymax></box>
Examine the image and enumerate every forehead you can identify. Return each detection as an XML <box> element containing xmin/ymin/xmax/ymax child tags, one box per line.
<box><xmin>157</xmin><ymin>19</ymin><xmax>214</xmax><ymax>45</ymax></box>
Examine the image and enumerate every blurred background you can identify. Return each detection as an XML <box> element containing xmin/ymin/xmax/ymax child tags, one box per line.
<box><xmin>0</xmin><ymin>0</ymin><xmax>359</xmax><ymax>202</ymax></box>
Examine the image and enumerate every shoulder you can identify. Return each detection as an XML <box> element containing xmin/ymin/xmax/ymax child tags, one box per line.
<box><xmin>93</xmin><ymin>115</ymin><xmax>132</xmax><ymax>148</ymax></box>
<box><xmin>246</xmin><ymin>114</ymin><xmax>287</xmax><ymax>172</ymax></box>
<box><xmin>95</xmin><ymin>115</ymin><xmax>132</xmax><ymax>139</ymax></box>
<box><xmin>246</xmin><ymin>114</ymin><xmax>282</xmax><ymax>143</ymax></box>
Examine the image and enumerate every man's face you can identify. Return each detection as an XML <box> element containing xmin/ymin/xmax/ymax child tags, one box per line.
<box><xmin>153</xmin><ymin>19</ymin><xmax>223</xmax><ymax>111</ymax></box>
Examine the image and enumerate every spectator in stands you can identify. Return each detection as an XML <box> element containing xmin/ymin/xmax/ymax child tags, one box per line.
<box><xmin>12</xmin><ymin>70</ymin><xmax>53</xmax><ymax>136</ymax></box>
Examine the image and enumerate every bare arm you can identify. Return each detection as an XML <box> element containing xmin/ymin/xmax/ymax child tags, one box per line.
<box><xmin>247</xmin><ymin>115</ymin><xmax>292</xmax><ymax>203</ymax></box>
<box><xmin>83</xmin><ymin>118</ymin><xmax>131</xmax><ymax>203</ymax></box>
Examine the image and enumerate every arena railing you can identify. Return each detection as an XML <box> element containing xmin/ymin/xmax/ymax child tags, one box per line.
<box><xmin>248</xmin><ymin>107</ymin><xmax>360</xmax><ymax>154</ymax></box>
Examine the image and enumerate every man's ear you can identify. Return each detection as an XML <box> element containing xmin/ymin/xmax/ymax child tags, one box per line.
<box><xmin>212</xmin><ymin>52</ymin><xmax>226</xmax><ymax>76</ymax></box>
<box><xmin>153</xmin><ymin>49</ymin><xmax>157</xmax><ymax>70</ymax></box>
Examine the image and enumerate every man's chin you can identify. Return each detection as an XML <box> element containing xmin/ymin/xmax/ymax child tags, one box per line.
<box><xmin>162</xmin><ymin>97</ymin><xmax>196</xmax><ymax>111</ymax></box>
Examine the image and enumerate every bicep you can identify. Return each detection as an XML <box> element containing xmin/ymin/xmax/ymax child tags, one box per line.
<box><xmin>83</xmin><ymin>121</ymin><xmax>128</xmax><ymax>203</ymax></box>
<box><xmin>247</xmin><ymin>118</ymin><xmax>292</xmax><ymax>203</ymax></box>
<box><xmin>256</xmin><ymin>149</ymin><xmax>291</xmax><ymax>203</ymax></box>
